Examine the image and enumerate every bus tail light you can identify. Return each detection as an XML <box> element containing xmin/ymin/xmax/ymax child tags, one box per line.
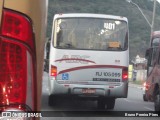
<box><xmin>51</xmin><ymin>65</ymin><xmax>57</xmax><ymax>77</ymax></box>
<box><xmin>122</xmin><ymin>67</ymin><xmax>128</xmax><ymax>81</ymax></box>
<box><xmin>0</xmin><ymin>9</ymin><xmax>36</xmax><ymax>112</ymax></box>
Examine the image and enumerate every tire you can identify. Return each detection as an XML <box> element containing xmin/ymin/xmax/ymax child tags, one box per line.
<box><xmin>48</xmin><ymin>95</ymin><xmax>57</xmax><ymax>106</ymax></box>
<box><xmin>154</xmin><ymin>89</ymin><xmax>160</xmax><ymax>111</ymax></box>
<box><xmin>97</xmin><ymin>98</ymin><xmax>106</xmax><ymax>110</ymax></box>
<box><xmin>106</xmin><ymin>98</ymin><xmax>115</xmax><ymax>110</ymax></box>
<box><xmin>143</xmin><ymin>94</ymin><xmax>148</xmax><ymax>102</ymax></box>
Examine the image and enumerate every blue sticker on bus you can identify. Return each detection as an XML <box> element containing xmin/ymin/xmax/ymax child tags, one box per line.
<box><xmin>62</xmin><ymin>73</ymin><xmax>69</xmax><ymax>80</ymax></box>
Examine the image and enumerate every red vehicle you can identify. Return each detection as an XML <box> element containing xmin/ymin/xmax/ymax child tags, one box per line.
<box><xmin>143</xmin><ymin>31</ymin><xmax>160</xmax><ymax>111</ymax></box>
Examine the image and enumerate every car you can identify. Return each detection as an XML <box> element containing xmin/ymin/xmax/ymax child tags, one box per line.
<box><xmin>143</xmin><ymin>31</ymin><xmax>160</xmax><ymax>111</ymax></box>
<box><xmin>0</xmin><ymin>0</ymin><xmax>48</xmax><ymax>115</ymax></box>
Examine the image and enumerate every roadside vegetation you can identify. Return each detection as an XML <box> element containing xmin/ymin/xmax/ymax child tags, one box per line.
<box><xmin>47</xmin><ymin>0</ymin><xmax>160</xmax><ymax>59</ymax></box>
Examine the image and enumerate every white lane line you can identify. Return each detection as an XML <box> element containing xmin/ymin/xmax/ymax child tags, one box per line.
<box><xmin>144</xmin><ymin>107</ymin><xmax>154</xmax><ymax>111</ymax></box>
<box><xmin>123</xmin><ymin>98</ymin><xmax>131</xmax><ymax>103</ymax></box>
<box><xmin>123</xmin><ymin>98</ymin><xmax>143</xmax><ymax>104</ymax></box>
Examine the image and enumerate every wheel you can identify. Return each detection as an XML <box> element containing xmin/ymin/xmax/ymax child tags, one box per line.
<box><xmin>154</xmin><ymin>89</ymin><xmax>160</xmax><ymax>111</ymax></box>
<box><xmin>97</xmin><ymin>98</ymin><xmax>106</xmax><ymax>110</ymax></box>
<box><xmin>48</xmin><ymin>95</ymin><xmax>57</xmax><ymax>106</ymax></box>
<box><xmin>106</xmin><ymin>98</ymin><xmax>115</xmax><ymax>110</ymax></box>
<box><xmin>143</xmin><ymin>94</ymin><xmax>148</xmax><ymax>102</ymax></box>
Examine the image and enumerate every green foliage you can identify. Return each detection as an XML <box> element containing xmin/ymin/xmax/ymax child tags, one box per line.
<box><xmin>47</xmin><ymin>0</ymin><xmax>160</xmax><ymax>59</ymax></box>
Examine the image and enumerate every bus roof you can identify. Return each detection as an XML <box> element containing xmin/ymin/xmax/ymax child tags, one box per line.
<box><xmin>53</xmin><ymin>13</ymin><xmax>128</xmax><ymax>22</ymax></box>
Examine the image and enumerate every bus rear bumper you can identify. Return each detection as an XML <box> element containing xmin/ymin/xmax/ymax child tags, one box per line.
<box><xmin>49</xmin><ymin>79</ymin><xmax>128</xmax><ymax>98</ymax></box>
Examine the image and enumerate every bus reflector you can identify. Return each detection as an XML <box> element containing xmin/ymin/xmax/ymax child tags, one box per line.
<box><xmin>51</xmin><ymin>65</ymin><xmax>57</xmax><ymax>77</ymax></box>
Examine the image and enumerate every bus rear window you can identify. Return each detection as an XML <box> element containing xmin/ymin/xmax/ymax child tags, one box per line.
<box><xmin>54</xmin><ymin>18</ymin><xmax>128</xmax><ymax>51</ymax></box>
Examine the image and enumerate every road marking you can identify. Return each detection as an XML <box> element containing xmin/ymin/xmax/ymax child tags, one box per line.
<box><xmin>124</xmin><ymin>98</ymin><xmax>131</xmax><ymax>103</ymax></box>
<box><xmin>144</xmin><ymin>107</ymin><xmax>154</xmax><ymax>111</ymax></box>
<box><xmin>123</xmin><ymin>98</ymin><xmax>144</xmax><ymax>104</ymax></box>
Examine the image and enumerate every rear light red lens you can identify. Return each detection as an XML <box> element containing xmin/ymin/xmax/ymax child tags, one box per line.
<box><xmin>0</xmin><ymin>38</ymin><xmax>27</xmax><ymax>106</ymax></box>
<box><xmin>51</xmin><ymin>65</ymin><xmax>57</xmax><ymax>77</ymax></box>
<box><xmin>1</xmin><ymin>9</ymin><xmax>34</xmax><ymax>50</ymax></box>
<box><xmin>122</xmin><ymin>67</ymin><xmax>128</xmax><ymax>81</ymax></box>
<box><xmin>143</xmin><ymin>82</ymin><xmax>149</xmax><ymax>90</ymax></box>
<box><xmin>0</xmin><ymin>9</ymin><xmax>35</xmax><ymax>112</ymax></box>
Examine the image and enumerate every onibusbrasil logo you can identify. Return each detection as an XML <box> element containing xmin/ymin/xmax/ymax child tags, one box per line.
<box><xmin>1</xmin><ymin>111</ymin><xmax>42</xmax><ymax>119</ymax></box>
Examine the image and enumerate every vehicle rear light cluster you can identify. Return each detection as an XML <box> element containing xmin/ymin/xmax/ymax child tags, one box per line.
<box><xmin>0</xmin><ymin>39</ymin><xmax>27</xmax><ymax>104</ymax></box>
<box><xmin>122</xmin><ymin>67</ymin><xmax>128</xmax><ymax>81</ymax></box>
<box><xmin>51</xmin><ymin>65</ymin><xmax>57</xmax><ymax>77</ymax></box>
<box><xmin>1</xmin><ymin>9</ymin><xmax>34</xmax><ymax>50</ymax></box>
<box><xmin>143</xmin><ymin>82</ymin><xmax>149</xmax><ymax>90</ymax></box>
<box><xmin>0</xmin><ymin>9</ymin><xmax>35</xmax><ymax>112</ymax></box>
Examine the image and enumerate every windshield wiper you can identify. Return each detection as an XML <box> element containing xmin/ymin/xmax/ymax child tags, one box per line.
<box><xmin>107</xmin><ymin>47</ymin><xmax>123</xmax><ymax>51</ymax></box>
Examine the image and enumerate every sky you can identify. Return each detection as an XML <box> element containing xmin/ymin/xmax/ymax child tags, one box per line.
<box><xmin>157</xmin><ymin>0</ymin><xmax>160</xmax><ymax>3</ymax></box>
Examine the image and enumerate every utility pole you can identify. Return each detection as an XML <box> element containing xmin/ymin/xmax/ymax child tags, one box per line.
<box><xmin>150</xmin><ymin>0</ymin><xmax>157</xmax><ymax>45</ymax></box>
<box><xmin>126</xmin><ymin>0</ymin><xmax>151</xmax><ymax>27</ymax></box>
<box><xmin>126</xmin><ymin>0</ymin><xmax>157</xmax><ymax>46</ymax></box>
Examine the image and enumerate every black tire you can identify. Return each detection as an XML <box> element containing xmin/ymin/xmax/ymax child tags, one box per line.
<box><xmin>48</xmin><ymin>95</ymin><xmax>57</xmax><ymax>106</ymax></box>
<box><xmin>97</xmin><ymin>98</ymin><xmax>106</xmax><ymax>110</ymax></box>
<box><xmin>143</xmin><ymin>94</ymin><xmax>148</xmax><ymax>102</ymax></box>
<box><xmin>154</xmin><ymin>89</ymin><xmax>160</xmax><ymax>111</ymax></box>
<box><xmin>106</xmin><ymin>98</ymin><xmax>115</xmax><ymax>110</ymax></box>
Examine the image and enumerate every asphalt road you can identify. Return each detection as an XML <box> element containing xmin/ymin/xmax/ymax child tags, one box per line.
<box><xmin>41</xmin><ymin>72</ymin><xmax>158</xmax><ymax>120</ymax></box>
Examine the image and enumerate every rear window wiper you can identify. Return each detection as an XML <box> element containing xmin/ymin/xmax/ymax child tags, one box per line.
<box><xmin>64</xmin><ymin>43</ymin><xmax>74</xmax><ymax>48</ymax></box>
<box><xmin>57</xmin><ymin>43</ymin><xmax>74</xmax><ymax>49</ymax></box>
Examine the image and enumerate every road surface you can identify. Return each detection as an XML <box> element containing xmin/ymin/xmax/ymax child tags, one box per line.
<box><xmin>41</xmin><ymin>72</ymin><xmax>158</xmax><ymax>120</ymax></box>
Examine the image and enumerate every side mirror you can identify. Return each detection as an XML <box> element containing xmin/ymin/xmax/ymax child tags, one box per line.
<box><xmin>145</xmin><ymin>49</ymin><xmax>149</xmax><ymax>58</ymax></box>
<box><xmin>145</xmin><ymin>48</ymin><xmax>152</xmax><ymax>59</ymax></box>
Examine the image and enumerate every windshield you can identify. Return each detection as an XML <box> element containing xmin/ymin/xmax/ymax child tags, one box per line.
<box><xmin>54</xmin><ymin>18</ymin><xmax>128</xmax><ymax>51</ymax></box>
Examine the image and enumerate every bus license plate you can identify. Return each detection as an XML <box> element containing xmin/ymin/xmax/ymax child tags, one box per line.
<box><xmin>82</xmin><ymin>88</ymin><xmax>96</xmax><ymax>94</ymax></box>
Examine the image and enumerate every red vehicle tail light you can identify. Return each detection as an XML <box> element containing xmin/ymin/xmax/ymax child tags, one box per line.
<box><xmin>0</xmin><ymin>9</ymin><xmax>36</xmax><ymax>112</ymax></box>
<box><xmin>1</xmin><ymin>9</ymin><xmax>34</xmax><ymax>50</ymax></box>
<box><xmin>51</xmin><ymin>65</ymin><xmax>57</xmax><ymax>77</ymax></box>
<box><xmin>0</xmin><ymin>40</ymin><xmax>27</xmax><ymax>104</ymax></box>
<box><xmin>143</xmin><ymin>82</ymin><xmax>149</xmax><ymax>90</ymax></box>
<box><xmin>122</xmin><ymin>67</ymin><xmax>128</xmax><ymax>81</ymax></box>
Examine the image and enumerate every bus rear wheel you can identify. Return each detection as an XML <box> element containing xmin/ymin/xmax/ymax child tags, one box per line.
<box><xmin>106</xmin><ymin>98</ymin><xmax>115</xmax><ymax>110</ymax></box>
<box><xmin>48</xmin><ymin>95</ymin><xmax>58</xmax><ymax>106</ymax></box>
<box><xmin>97</xmin><ymin>97</ymin><xmax>115</xmax><ymax>110</ymax></box>
<box><xmin>97</xmin><ymin>98</ymin><xmax>106</xmax><ymax>110</ymax></box>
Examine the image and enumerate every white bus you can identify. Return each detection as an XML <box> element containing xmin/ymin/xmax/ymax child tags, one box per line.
<box><xmin>48</xmin><ymin>13</ymin><xmax>129</xmax><ymax>109</ymax></box>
